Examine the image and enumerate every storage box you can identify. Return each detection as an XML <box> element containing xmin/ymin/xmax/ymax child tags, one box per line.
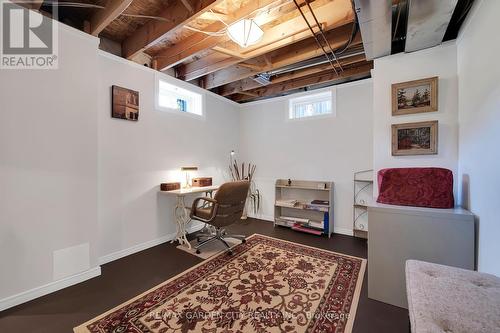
<box><xmin>192</xmin><ymin>177</ymin><xmax>212</xmax><ymax>187</ymax></box>
<box><xmin>160</xmin><ymin>182</ymin><xmax>181</xmax><ymax>191</ymax></box>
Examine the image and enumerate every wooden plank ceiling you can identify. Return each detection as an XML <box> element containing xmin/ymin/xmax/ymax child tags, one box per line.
<box><xmin>43</xmin><ymin>0</ymin><xmax>373</xmax><ymax>102</ymax></box>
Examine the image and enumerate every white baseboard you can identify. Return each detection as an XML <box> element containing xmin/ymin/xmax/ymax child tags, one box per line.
<box><xmin>98</xmin><ymin>222</ymin><xmax>205</xmax><ymax>266</ymax></box>
<box><xmin>0</xmin><ymin>266</ymin><xmax>101</xmax><ymax>312</ymax></box>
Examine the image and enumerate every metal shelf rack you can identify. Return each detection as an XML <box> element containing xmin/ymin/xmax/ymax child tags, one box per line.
<box><xmin>353</xmin><ymin>169</ymin><xmax>373</xmax><ymax>239</ymax></box>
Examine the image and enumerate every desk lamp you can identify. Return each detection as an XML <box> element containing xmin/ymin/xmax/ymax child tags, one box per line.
<box><xmin>181</xmin><ymin>166</ymin><xmax>198</xmax><ymax>189</ymax></box>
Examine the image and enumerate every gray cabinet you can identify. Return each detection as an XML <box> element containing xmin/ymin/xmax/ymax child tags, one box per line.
<box><xmin>367</xmin><ymin>202</ymin><xmax>475</xmax><ymax>308</ymax></box>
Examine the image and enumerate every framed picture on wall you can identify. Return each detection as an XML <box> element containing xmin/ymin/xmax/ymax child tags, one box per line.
<box><xmin>392</xmin><ymin>121</ymin><xmax>438</xmax><ymax>156</ymax></box>
<box><xmin>392</xmin><ymin>77</ymin><xmax>438</xmax><ymax>115</ymax></box>
<box><xmin>112</xmin><ymin>85</ymin><xmax>139</xmax><ymax>121</ymax></box>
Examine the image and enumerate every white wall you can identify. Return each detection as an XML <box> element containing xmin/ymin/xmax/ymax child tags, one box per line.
<box><xmin>0</xmin><ymin>21</ymin><xmax>240</xmax><ymax>308</ymax></box>
<box><xmin>239</xmin><ymin>81</ymin><xmax>374</xmax><ymax>235</ymax></box>
<box><xmin>0</xmin><ymin>25</ymin><xmax>100</xmax><ymax>303</ymax></box>
<box><xmin>97</xmin><ymin>53</ymin><xmax>240</xmax><ymax>260</ymax></box>
<box><xmin>457</xmin><ymin>0</ymin><xmax>500</xmax><ymax>275</ymax></box>
<box><xmin>372</xmin><ymin>43</ymin><xmax>459</xmax><ymax>199</ymax></box>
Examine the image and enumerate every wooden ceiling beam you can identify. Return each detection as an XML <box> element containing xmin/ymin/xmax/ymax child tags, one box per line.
<box><xmin>90</xmin><ymin>0</ymin><xmax>133</xmax><ymax>36</ymax></box>
<box><xmin>153</xmin><ymin>0</ymin><xmax>291</xmax><ymax>71</ymax></box>
<box><xmin>200</xmin><ymin>11</ymin><xmax>232</xmax><ymax>21</ymax></box>
<box><xmin>220</xmin><ymin>53</ymin><xmax>366</xmax><ymax>96</ymax></box>
<box><xmin>202</xmin><ymin>25</ymin><xmax>360</xmax><ymax>89</ymax></box>
<box><xmin>180</xmin><ymin>0</ymin><xmax>194</xmax><ymax>13</ymax></box>
<box><xmin>232</xmin><ymin>61</ymin><xmax>373</xmax><ymax>102</ymax></box>
<box><xmin>177</xmin><ymin>0</ymin><xmax>354</xmax><ymax>81</ymax></box>
<box><xmin>122</xmin><ymin>0</ymin><xmax>224</xmax><ymax>59</ymax></box>
<box><xmin>212</xmin><ymin>46</ymin><xmax>245</xmax><ymax>59</ymax></box>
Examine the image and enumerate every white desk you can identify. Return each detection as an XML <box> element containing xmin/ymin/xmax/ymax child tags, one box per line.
<box><xmin>159</xmin><ymin>185</ymin><xmax>219</xmax><ymax>248</ymax></box>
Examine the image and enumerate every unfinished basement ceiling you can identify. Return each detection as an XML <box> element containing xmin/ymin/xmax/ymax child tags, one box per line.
<box><xmin>32</xmin><ymin>0</ymin><xmax>475</xmax><ymax>103</ymax></box>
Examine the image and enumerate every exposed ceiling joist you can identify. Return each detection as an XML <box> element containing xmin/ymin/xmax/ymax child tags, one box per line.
<box><xmin>122</xmin><ymin>0</ymin><xmax>224</xmax><ymax>59</ymax></box>
<box><xmin>202</xmin><ymin>24</ymin><xmax>361</xmax><ymax>89</ymax></box>
<box><xmin>220</xmin><ymin>53</ymin><xmax>366</xmax><ymax>96</ymax></box>
<box><xmin>90</xmin><ymin>0</ymin><xmax>134</xmax><ymax>36</ymax></box>
<box><xmin>233</xmin><ymin>61</ymin><xmax>373</xmax><ymax>102</ymax></box>
<box><xmin>177</xmin><ymin>0</ymin><xmax>355</xmax><ymax>81</ymax></box>
<box><xmin>180</xmin><ymin>0</ymin><xmax>195</xmax><ymax>13</ymax></box>
<box><xmin>153</xmin><ymin>0</ymin><xmax>295</xmax><ymax>71</ymax></box>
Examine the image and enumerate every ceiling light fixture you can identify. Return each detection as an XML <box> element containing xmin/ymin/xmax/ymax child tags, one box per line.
<box><xmin>227</xmin><ymin>19</ymin><xmax>264</xmax><ymax>48</ymax></box>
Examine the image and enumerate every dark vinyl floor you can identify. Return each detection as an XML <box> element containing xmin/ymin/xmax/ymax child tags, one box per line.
<box><xmin>0</xmin><ymin>219</ymin><xmax>408</xmax><ymax>332</ymax></box>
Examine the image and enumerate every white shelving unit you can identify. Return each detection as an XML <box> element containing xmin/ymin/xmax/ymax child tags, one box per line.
<box><xmin>274</xmin><ymin>179</ymin><xmax>334</xmax><ymax>237</ymax></box>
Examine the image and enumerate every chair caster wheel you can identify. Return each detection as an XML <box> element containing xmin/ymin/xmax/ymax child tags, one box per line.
<box><xmin>195</xmin><ymin>249</ymin><xmax>201</xmax><ymax>254</ymax></box>
<box><xmin>241</xmin><ymin>239</ymin><xmax>246</xmax><ymax>243</ymax></box>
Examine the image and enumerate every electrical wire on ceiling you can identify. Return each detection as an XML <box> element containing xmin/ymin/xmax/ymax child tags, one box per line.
<box><xmin>335</xmin><ymin>0</ymin><xmax>358</xmax><ymax>56</ymax></box>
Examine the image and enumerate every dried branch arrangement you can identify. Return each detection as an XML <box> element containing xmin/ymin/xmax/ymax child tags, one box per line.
<box><xmin>229</xmin><ymin>160</ymin><xmax>261</xmax><ymax>214</ymax></box>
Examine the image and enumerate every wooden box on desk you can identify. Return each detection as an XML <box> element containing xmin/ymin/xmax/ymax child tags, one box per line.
<box><xmin>160</xmin><ymin>182</ymin><xmax>181</xmax><ymax>191</ymax></box>
<box><xmin>192</xmin><ymin>177</ymin><xmax>212</xmax><ymax>187</ymax></box>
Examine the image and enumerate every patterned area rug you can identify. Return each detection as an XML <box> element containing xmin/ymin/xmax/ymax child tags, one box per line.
<box><xmin>74</xmin><ymin>234</ymin><xmax>366</xmax><ymax>333</ymax></box>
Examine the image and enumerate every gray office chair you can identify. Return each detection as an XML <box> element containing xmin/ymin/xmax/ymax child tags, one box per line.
<box><xmin>190</xmin><ymin>180</ymin><xmax>250</xmax><ymax>254</ymax></box>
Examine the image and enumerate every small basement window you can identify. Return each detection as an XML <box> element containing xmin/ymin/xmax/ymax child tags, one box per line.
<box><xmin>288</xmin><ymin>90</ymin><xmax>335</xmax><ymax>120</ymax></box>
<box><xmin>157</xmin><ymin>79</ymin><xmax>203</xmax><ymax>116</ymax></box>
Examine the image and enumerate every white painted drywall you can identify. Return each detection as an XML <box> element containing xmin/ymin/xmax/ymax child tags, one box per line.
<box><xmin>0</xmin><ymin>24</ymin><xmax>100</xmax><ymax>299</ymax></box>
<box><xmin>0</xmin><ymin>21</ymin><xmax>240</xmax><ymax>307</ymax></box>
<box><xmin>457</xmin><ymin>0</ymin><xmax>500</xmax><ymax>275</ymax></box>
<box><xmin>372</xmin><ymin>43</ymin><xmax>459</xmax><ymax>200</ymax></box>
<box><xmin>97</xmin><ymin>52</ymin><xmax>240</xmax><ymax>259</ymax></box>
<box><xmin>238</xmin><ymin>81</ymin><xmax>374</xmax><ymax>235</ymax></box>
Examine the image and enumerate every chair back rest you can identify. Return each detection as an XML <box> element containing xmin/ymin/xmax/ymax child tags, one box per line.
<box><xmin>212</xmin><ymin>181</ymin><xmax>250</xmax><ymax>227</ymax></box>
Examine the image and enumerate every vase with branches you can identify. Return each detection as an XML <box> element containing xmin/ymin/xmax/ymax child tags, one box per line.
<box><xmin>229</xmin><ymin>160</ymin><xmax>261</xmax><ymax>219</ymax></box>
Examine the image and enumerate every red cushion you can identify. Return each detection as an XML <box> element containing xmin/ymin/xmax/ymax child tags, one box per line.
<box><xmin>377</xmin><ymin>168</ymin><xmax>454</xmax><ymax>208</ymax></box>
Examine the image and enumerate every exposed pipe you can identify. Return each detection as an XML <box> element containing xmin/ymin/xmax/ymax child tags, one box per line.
<box><xmin>303</xmin><ymin>0</ymin><xmax>343</xmax><ymax>71</ymax></box>
<box><xmin>269</xmin><ymin>46</ymin><xmax>364</xmax><ymax>76</ymax></box>
<box><xmin>292</xmin><ymin>0</ymin><xmax>339</xmax><ymax>75</ymax></box>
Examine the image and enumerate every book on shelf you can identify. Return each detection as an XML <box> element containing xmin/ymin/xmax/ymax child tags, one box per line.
<box><xmin>280</xmin><ymin>216</ymin><xmax>309</xmax><ymax>223</ymax></box>
<box><xmin>310</xmin><ymin>199</ymin><xmax>329</xmax><ymax>206</ymax></box>
<box><xmin>275</xmin><ymin>219</ymin><xmax>294</xmax><ymax>227</ymax></box>
<box><xmin>275</xmin><ymin>199</ymin><xmax>298</xmax><ymax>207</ymax></box>
<box><xmin>291</xmin><ymin>223</ymin><xmax>323</xmax><ymax>235</ymax></box>
<box><xmin>303</xmin><ymin>204</ymin><xmax>329</xmax><ymax>212</ymax></box>
<box><xmin>308</xmin><ymin>220</ymin><xmax>324</xmax><ymax>229</ymax></box>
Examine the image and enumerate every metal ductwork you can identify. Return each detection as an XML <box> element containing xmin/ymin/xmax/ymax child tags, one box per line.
<box><xmin>405</xmin><ymin>0</ymin><xmax>459</xmax><ymax>52</ymax></box>
<box><xmin>268</xmin><ymin>45</ymin><xmax>365</xmax><ymax>76</ymax></box>
<box><xmin>353</xmin><ymin>0</ymin><xmax>392</xmax><ymax>60</ymax></box>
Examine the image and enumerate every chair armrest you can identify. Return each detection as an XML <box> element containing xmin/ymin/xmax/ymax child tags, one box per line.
<box><xmin>190</xmin><ymin>197</ymin><xmax>218</xmax><ymax>222</ymax></box>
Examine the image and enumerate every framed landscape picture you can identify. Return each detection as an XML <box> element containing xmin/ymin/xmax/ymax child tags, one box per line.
<box><xmin>112</xmin><ymin>85</ymin><xmax>139</xmax><ymax>121</ymax></box>
<box><xmin>392</xmin><ymin>77</ymin><xmax>438</xmax><ymax>115</ymax></box>
<box><xmin>392</xmin><ymin>121</ymin><xmax>438</xmax><ymax>156</ymax></box>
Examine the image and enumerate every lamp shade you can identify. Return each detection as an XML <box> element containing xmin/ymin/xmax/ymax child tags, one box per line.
<box><xmin>227</xmin><ymin>19</ymin><xmax>264</xmax><ymax>48</ymax></box>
